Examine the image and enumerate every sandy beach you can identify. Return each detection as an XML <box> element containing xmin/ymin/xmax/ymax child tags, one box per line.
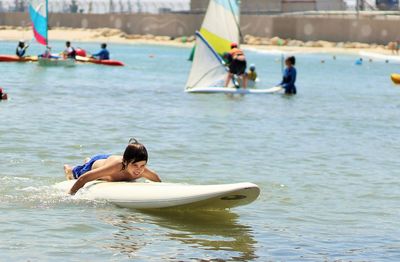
<box><xmin>0</xmin><ymin>26</ymin><xmax>398</xmax><ymax>56</ymax></box>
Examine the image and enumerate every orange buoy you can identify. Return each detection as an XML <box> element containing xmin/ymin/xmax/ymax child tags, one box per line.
<box><xmin>391</xmin><ymin>74</ymin><xmax>400</xmax><ymax>85</ymax></box>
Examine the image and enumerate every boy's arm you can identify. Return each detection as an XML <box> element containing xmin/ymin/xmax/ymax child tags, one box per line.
<box><xmin>69</xmin><ymin>160</ymin><xmax>121</xmax><ymax>195</ymax></box>
<box><xmin>141</xmin><ymin>167</ymin><xmax>161</xmax><ymax>182</ymax></box>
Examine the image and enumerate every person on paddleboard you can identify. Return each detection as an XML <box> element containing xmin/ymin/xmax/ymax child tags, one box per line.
<box><xmin>224</xmin><ymin>42</ymin><xmax>247</xmax><ymax>88</ymax></box>
<box><xmin>92</xmin><ymin>43</ymin><xmax>110</xmax><ymax>60</ymax></box>
<box><xmin>0</xmin><ymin>88</ymin><xmax>8</xmax><ymax>100</ymax></box>
<box><xmin>64</xmin><ymin>138</ymin><xmax>161</xmax><ymax>195</ymax></box>
<box><xmin>278</xmin><ymin>56</ymin><xmax>297</xmax><ymax>95</ymax></box>
<box><xmin>63</xmin><ymin>41</ymin><xmax>76</xmax><ymax>59</ymax></box>
<box><xmin>16</xmin><ymin>41</ymin><xmax>29</xmax><ymax>58</ymax></box>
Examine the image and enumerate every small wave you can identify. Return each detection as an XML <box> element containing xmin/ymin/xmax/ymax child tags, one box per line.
<box><xmin>0</xmin><ymin>176</ymin><xmax>31</xmax><ymax>181</ymax></box>
<box><xmin>17</xmin><ymin>186</ymin><xmax>45</xmax><ymax>192</ymax></box>
<box><xmin>0</xmin><ymin>182</ymin><xmax>109</xmax><ymax>209</ymax></box>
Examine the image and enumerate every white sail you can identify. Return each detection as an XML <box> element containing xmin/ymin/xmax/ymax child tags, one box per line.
<box><xmin>185</xmin><ymin>0</ymin><xmax>240</xmax><ymax>90</ymax></box>
<box><xmin>186</xmin><ymin>32</ymin><xmax>234</xmax><ymax>89</ymax></box>
<box><xmin>200</xmin><ymin>0</ymin><xmax>240</xmax><ymax>55</ymax></box>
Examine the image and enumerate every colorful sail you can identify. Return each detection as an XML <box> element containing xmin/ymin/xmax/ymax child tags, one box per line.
<box><xmin>200</xmin><ymin>0</ymin><xmax>240</xmax><ymax>56</ymax></box>
<box><xmin>186</xmin><ymin>31</ymin><xmax>234</xmax><ymax>89</ymax></box>
<box><xmin>29</xmin><ymin>0</ymin><xmax>48</xmax><ymax>45</ymax></box>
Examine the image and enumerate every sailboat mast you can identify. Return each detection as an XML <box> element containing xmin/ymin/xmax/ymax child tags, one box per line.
<box><xmin>228</xmin><ymin>0</ymin><xmax>242</xmax><ymax>45</ymax></box>
<box><xmin>45</xmin><ymin>0</ymin><xmax>48</xmax><ymax>46</ymax></box>
<box><xmin>237</xmin><ymin>0</ymin><xmax>241</xmax><ymax>44</ymax></box>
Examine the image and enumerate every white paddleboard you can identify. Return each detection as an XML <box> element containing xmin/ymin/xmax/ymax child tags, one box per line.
<box><xmin>359</xmin><ymin>51</ymin><xmax>400</xmax><ymax>63</ymax></box>
<box><xmin>54</xmin><ymin>180</ymin><xmax>260</xmax><ymax>210</ymax></box>
<box><xmin>186</xmin><ymin>86</ymin><xmax>283</xmax><ymax>94</ymax></box>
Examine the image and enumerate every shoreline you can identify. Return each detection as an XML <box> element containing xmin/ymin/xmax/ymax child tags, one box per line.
<box><xmin>0</xmin><ymin>26</ymin><xmax>398</xmax><ymax>56</ymax></box>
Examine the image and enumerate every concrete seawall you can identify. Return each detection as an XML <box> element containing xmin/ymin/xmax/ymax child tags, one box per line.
<box><xmin>1</xmin><ymin>12</ymin><xmax>399</xmax><ymax>44</ymax></box>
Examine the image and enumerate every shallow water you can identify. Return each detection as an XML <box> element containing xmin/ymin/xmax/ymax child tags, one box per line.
<box><xmin>1</xmin><ymin>40</ymin><xmax>400</xmax><ymax>261</ymax></box>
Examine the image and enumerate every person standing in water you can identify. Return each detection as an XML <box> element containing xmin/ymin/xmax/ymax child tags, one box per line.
<box><xmin>16</xmin><ymin>41</ymin><xmax>29</xmax><ymax>58</ymax></box>
<box><xmin>279</xmin><ymin>56</ymin><xmax>297</xmax><ymax>95</ymax></box>
<box><xmin>64</xmin><ymin>138</ymin><xmax>161</xmax><ymax>195</ymax></box>
<box><xmin>224</xmin><ymin>42</ymin><xmax>247</xmax><ymax>88</ymax></box>
<box><xmin>92</xmin><ymin>43</ymin><xmax>110</xmax><ymax>60</ymax></box>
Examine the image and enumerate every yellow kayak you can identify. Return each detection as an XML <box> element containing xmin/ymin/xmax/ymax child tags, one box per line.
<box><xmin>391</xmin><ymin>73</ymin><xmax>400</xmax><ymax>85</ymax></box>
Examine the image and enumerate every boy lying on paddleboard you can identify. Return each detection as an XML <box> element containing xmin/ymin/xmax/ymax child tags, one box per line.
<box><xmin>64</xmin><ymin>138</ymin><xmax>161</xmax><ymax>195</ymax></box>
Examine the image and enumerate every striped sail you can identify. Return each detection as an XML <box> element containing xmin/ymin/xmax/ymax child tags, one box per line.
<box><xmin>186</xmin><ymin>0</ymin><xmax>239</xmax><ymax>90</ymax></box>
<box><xmin>200</xmin><ymin>0</ymin><xmax>240</xmax><ymax>56</ymax></box>
<box><xmin>185</xmin><ymin>31</ymin><xmax>234</xmax><ymax>89</ymax></box>
<box><xmin>29</xmin><ymin>0</ymin><xmax>48</xmax><ymax>45</ymax></box>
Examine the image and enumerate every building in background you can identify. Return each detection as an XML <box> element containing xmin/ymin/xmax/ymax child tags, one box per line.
<box><xmin>375</xmin><ymin>0</ymin><xmax>399</xmax><ymax>10</ymax></box>
<box><xmin>190</xmin><ymin>0</ymin><xmax>347</xmax><ymax>13</ymax></box>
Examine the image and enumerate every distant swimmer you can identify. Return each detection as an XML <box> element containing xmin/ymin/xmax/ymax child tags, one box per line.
<box><xmin>355</xmin><ymin>58</ymin><xmax>363</xmax><ymax>65</ymax></box>
<box><xmin>224</xmin><ymin>42</ymin><xmax>247</xmax><ymax>88</ymax></box>
<box><xmin>16</xmin><ymin>41</ymin><xmax>29</xmax><ymax>58</ymax></box>
<box><xmin>278</xmin><ymin>56</ymin><xmax>297</xmax><ymax>95</ymax></box>
<box><xmin>64</xmin><ymin>138</ymin><xmax>161</xmax><ymax>195</ymax></box>
<box><xmin>0</xmin><ymin>88</ymin><xmax>8</xmax><ymax>100</ymax></box>
<box><xmin>92</xmin><ymin>43</ymin><xmax>110</xmax><ymax>60</ymax></box>
<box><xmin>63</xmin><ymin>41</ymin><xmax>76</xmax><ymax>59</ymax></box>
<box><xmin>247</xmin><ymin>64</ymin><xmax>257</xmax><ymax>81</ymax></box>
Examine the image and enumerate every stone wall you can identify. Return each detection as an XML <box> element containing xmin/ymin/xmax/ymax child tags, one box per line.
<box><xmin>189</xmin><ymin>0</ymin><xmax>346</xmax><ymax>13</ymax></box>
<box><xmin>241</xmin><ymin>14</ymin><xmax>400</xmax><ymax>44</ymax></box>
<box><xmin>1</xmin><ymin>12</ymin><xmax>400</xmax><ymax>44</ymax></box>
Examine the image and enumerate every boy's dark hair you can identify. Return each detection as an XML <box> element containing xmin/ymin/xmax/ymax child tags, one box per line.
<box><xmin>122</xmin><ymin>138</ymin><xmax>148</xmax><ymax>169</ymax></box>
<box><xmin>287</xmin><ymin>56</ymin><xmax>296</xmax><ymax>65</ymax></box>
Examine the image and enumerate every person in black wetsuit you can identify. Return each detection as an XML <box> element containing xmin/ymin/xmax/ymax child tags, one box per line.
<box><xmin>279</xmin><ymin>56</ymin><xmax>297</xmax><ymax>95</ymax></box>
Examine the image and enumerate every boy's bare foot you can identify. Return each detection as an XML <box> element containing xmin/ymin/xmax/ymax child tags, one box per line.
<box><xmin>64</xmin><ymin>164</ymin><xmax>74</xmax><ymax>180</ymax></box>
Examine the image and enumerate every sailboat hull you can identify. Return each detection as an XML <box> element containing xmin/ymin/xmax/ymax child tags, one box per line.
<box><xmin>186</xmin><ymin>86</ymin><xmax>283</xmax><ymax>94</ymax></box>
<box><xmin>38</xmin><ymin>57</ymin><xmax>76</xmax><ymax>67</ymax></box>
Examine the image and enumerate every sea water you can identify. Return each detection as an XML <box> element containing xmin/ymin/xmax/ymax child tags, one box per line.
<box><xmin>0</xmin><ymin>40</ymin><xmax>399</xmax><ymax>261</ymax></box>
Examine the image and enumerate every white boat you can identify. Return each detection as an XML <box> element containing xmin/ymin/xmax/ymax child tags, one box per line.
<box><xmin>38</xmin><ymin>57</ymin><xmax>75</xmax><ymax>67</ymax></box>
<box><xmin>54</xmin><ymin>180</ymin><xmax>260</xmax><ymax>210</ymax></box>
<box><xmin>187</xmin><ymin>86</ymin><xmax>283</xmax><ymax>94</ymax></box>
<box><xmin>185</xmin><ymin>32</ymin><xmax>282</xmax><ymax>94</ymax></box>
<box><xmin>185</xmin><ymin>0</ymin><xmax>279</xmax><ymax>94</ymax></box>
<box><xmin>359</xmin><ymin>51</ymin><xmax>400</xmax><ymax>64</ymax></box>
